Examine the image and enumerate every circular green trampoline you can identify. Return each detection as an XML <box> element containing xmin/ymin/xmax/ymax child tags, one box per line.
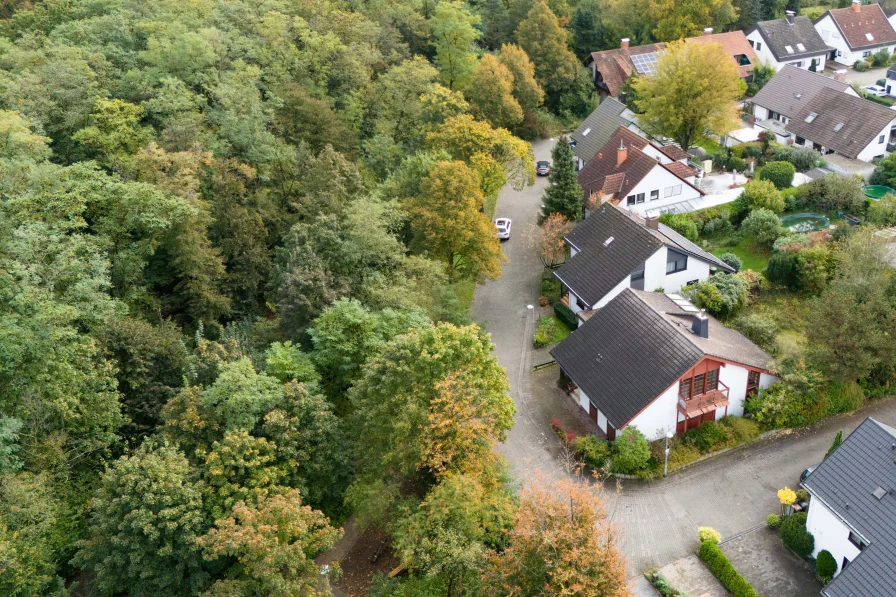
<box><xmin>863</xmin><ymin>185</ymin><xmax>895</xmax><ymax>200</ymax></box>
<box><xmin>780</xmin><ymin>213</ymin><xmax>830</xmax><ymax>233</ymax></box>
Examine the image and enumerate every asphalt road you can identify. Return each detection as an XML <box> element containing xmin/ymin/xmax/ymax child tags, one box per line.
<box><xmin>471</xmin><ymin>138</ymin><xmax>896</xmax><ymax>576</ymax></box>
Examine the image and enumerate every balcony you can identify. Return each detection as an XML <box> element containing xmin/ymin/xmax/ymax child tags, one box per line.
<box><xmin>677</xmin><ymin>381</ymin><xmax>729</xmax><ymax>418</ymax></box>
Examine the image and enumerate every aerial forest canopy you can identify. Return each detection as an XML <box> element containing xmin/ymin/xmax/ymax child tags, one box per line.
<box><xmin>0</xmin><ymin>0</ymin><xmax>632</xmax><ymax>595</ymax></box>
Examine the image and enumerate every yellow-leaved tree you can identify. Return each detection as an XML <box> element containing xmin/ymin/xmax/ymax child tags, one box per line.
<box><xmin>633</xmin><ymin>40</ymin><xmax>745</xmax><ymax>154</ymax></box>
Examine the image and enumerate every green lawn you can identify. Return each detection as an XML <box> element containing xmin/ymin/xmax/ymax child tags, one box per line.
<box><xmin>695</xmin><ymin>137</ymin><xmax>725</xmax><ymax>155</ymax></box>
<box><xmin>535</xmin><ymin>315</ymin><xmax>570</xmax><ymax>347</ymax></box>
<box><xmin>711</xmin><ymin>238</ymin><xmax>770</xmax><ymax>272</ymax></box>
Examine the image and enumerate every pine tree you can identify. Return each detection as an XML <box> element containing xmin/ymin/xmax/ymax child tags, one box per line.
<box><xmin>540</xmin><ymin>137</ymin><xmax>582</xmax><ymax>223</ymax></box>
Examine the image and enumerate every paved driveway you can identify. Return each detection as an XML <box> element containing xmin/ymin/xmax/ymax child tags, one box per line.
<box><xmin>472</xmin><ymin>140</ymin><xmax>896</xmax><ymax>575</ymax></box>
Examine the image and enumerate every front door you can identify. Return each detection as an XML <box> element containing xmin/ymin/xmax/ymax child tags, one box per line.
<box><xmin>588</xmin><ymin>400</ymin><xmax>598</xmax><ymax>424</ymax></box>
<box><xmin>746</xmin><ymin>370</ymin><xmax>760</xmax><ymax>396</ymax></box>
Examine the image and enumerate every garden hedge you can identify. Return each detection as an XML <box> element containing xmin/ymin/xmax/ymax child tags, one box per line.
<box><xmin>816</xmin><ymin>549</ymin><xmax>836</xmax><ymax>581</ymax></box>
<box><xmin>553</xmin><ymin>302</ymin><xmax>578</xmax><ymax>330</ymax></box>
<box><xmin>759</xmin><ymin>161</ymin><xmax>796</xmax><ymax>189</ymax></box>
<box><xmin>781</xmin><ymin>511</ymin><xmax>815</xmax><ymax>557</ymax></box>
<box><xmin>698</xmin><ymin>541</ymin><xmax>760</xmax><ymax>597</ymax></box>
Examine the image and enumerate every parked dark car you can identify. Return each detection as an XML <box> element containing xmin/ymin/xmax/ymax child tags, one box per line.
<box><xmin>536</xmin><ymin>160</ymin><xmax>551</xmax><ymax>176</ymax></box>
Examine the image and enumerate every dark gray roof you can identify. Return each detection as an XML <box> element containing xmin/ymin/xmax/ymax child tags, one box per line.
<box><xmin>655</xmin><ymin>223</ymin><xmax>735</xmax><ymax>273</ymax></box>
<box><xmin>570</xmin><ymin>98</ymin><xmax>630</xmax><ymax>165</ymax></box>
<box><xmin>802</xmin><ymin>418</ymin><xmax>896</xmax><ymax>597</ymax></box>
<box><xmin>748</xmin><ymin>65</ymin><xmax>852</xmax><ymax>118</ymax></box>
<box><xmin>550</xmin><ymin>289</ymin><xmax>773</xmax><ymax>429</ymax></box>
<box><xmin>555</xmin><ymin>205</ymin><xmax>662</xmax><ymax>307</ymax></box>
<box><xmin>786</xmin><ymin>87</ymin><xmax>896</xmax><ymax>159</ymax></box>
<box><xmin>748</xmin><ymin>16</ymin><xmax>830</xmax><ymax>61</ymax></box>
<box><xmin>551</xmin><ymin>290</ymin><xmax>704</xmax><ymax>428</ymax></box>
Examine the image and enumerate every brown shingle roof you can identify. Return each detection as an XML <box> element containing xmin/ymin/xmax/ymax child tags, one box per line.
<box><xmin>664</xmin><ymin>161</ymin><xmax>697</xmax><ymax>179</ymax></box>
<box><xmin>824</xmin><ymin>4</ymin><xmax>896</xmax><ymax>50</ymax></box>
<box><xmin>785</xmin><ymin>87</ymin><xmax>896</xmax><ymax>159</ymax></box>
<box><xmin>658</xmin><ymin>144</ymin><xmax>690</xmax><ymax>161</ymax></box>
<box><xmin>586</xmin><ymin>43</ymin><xmax>667</xmax><ymax>97</ymax></box>
<box><xmin>577</xmin><ymin>127</ymin><xmax>659</xmax><ymax>203</ymax></box>
<box><xmin>683</xmin><ymin>31</ymin><xmax>758</xmax><ymax>79</ymax></box>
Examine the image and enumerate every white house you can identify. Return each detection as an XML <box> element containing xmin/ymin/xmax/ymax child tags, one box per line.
<box><xmin>553</xmin><ymin>203</ymin><xmax>734</xmax><ymax>324</ymax></box>
<box><xmin>577</xmin><ymin>126</ymin><xmax>701</xmax><ymax>216</ymax></box>
<box><xmin>801</xmin><ymin>417</ymin><xmax>896</xmax><ymax>596</ymax></box>
<box><xmin>747</xmin><ymin>65</ymin><xmax>858</xmax><ymax>145</ymax></box>
<box><xmin>814</xmin><ymin>1</ymin><xmax>896</xmax><ymax>66</ymax></box>
<box><xmin>886</xmin><ymin>66</ymin><xmax>896</xmax><ymax>96</ymax></box>
<box><xmin>786</xmin><ymin>86</ymin><xmax>896</xmax><ymax>162</ymax></box>
<box><xmin>551</xmin><ymin>289</ymin><xmax>777</xmax><ymax>441</ymax></box>
<box><xmin>746</xmin><ymin>12</ymin><xmax>831</xmax><ymax>71</ymax></box>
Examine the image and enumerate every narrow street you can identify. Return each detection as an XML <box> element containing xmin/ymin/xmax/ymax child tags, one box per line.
<box><xmin>472</xmin><ymin>137</ymin><xmax>896</xmax><ymax>578</ymax></box>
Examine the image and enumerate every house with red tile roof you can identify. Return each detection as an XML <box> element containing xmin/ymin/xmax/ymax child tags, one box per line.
<box><xmin>815</xmin><ymin>1</ymin><xmax>896</xmax><ymax>66</ymax></box>
<box><xmin>584</xmin><ymin>28</ymin><xmax>757</xmax><ymax>99</ymax></box>
<box><xmin>577</xmin><ymin>126</ymin><xmax>703</xmax><ymax>216</ymax></box>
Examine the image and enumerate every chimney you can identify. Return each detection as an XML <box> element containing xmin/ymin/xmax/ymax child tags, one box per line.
<box><xmin>785</xmin><ymin>10</ymin><xmax>795</xmax><ymax>24</ymax></box>
<box><xmin>691</xmin><ymin>310</ymin><xmax>709</xmax><ymax>339</ymax></box>
<box><xmin>834</xmin><ymin>69</ymin><xmax>847</xmax><ymax>82</ymax></box>
<box><xmin>621</xmin><ymin>38</ymin><xmax>630</xmax><ymax>50</ymax></box>
<box><xmin>616</xmin><ymin>140</ymin><xmax>628</xmax><ymax>166</ymax></box>
<box><xmin>852</xmin><ymin>0</ymin><xmax>860</xmax><ymax>12</ymax></box>
<box><xmin>703</xmin><ymin>27</ymin><xmax>713</xmax><ymax>36</ymax></box>
<box><xmin>645</xmin><ymin>216</ymin><xmax>659</xmax><ymax>230</ymax></box>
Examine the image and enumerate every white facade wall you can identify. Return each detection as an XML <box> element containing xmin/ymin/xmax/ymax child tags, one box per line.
<box><xmin>593</xmin><ymin>276</ymin><xmax>631</xmax><ymax>310</ymax></box>
<box><xmin>816</xmin><ymin>15</ymin><xmax>896</xmax><ymax>65</ymax></box>
<box><xmin>643</xmin><ymin>247</ymin><xmax>712</xmax><ymax>294</ymax></box>
<box><xmin>805</xmin><ymin>497</ymin><xmax>862</xmax><ymax>575</ymax></box>
<box><xmin>745</xmin><ymin>30</ymin><xmax>826</xmax><ymax>71</ymax></box>
<box><xmin>626</xmin><ymin>382</ymin><xmax>679</xmax><ymax>441</ymax></box>
<box><xmin>856</xmin><ymin>119</ymin><xmax>895</xmax><ymax>162</ymax></box>
<box><xmin>719</xmin><ymin>364</ymin><xmax>749</xmax><ymax>416</ymax></box>
<box><xmin>623</xmin><ymin>165</ymin><xmax>702</xmax><ymax>216</ymax></box>
<box><xmin>577</xmin><ymin>388</ymin><xmax>611</xmax><ymax>436</ymax></box>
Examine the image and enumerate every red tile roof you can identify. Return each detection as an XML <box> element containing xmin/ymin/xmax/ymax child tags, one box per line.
<box><xmin>664</xmin><ymin>161</ymin><xmax>698</xmax><ymax>179</ymax></box>
<box><xmin>586</xmin><ymin>43</ymin><xmax>667</xmax><ymax>97</ymax></box>
<box><xmin>684</xmin><ymin>31</ymin><xmax>758</xmax><ymax>79</ymax></box>
<box><xmin>825</xmin><ymin>4</ymin><xmax>896</xmax><ymax>49</ymax></box>
<box><xmin>658</xmin><ymin>144</ymin><xmax>690</xmax><ymax>161</ymax></box>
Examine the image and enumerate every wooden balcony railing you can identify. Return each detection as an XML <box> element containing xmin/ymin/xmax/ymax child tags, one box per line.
<box><xmin>677</xmin><ymin>381</ymin><xmax>729</xmax><ymax>418</ymax></box>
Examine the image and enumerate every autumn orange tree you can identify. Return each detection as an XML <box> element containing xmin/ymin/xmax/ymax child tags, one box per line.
<box><xmin>538</xmin><ymin>212</ymin><xmax>574</xmax><ymax>269</ymax></box>
<box><xmin>405</xmin><ymin>160</ymin><xmax>505</xmax><ymax>281</ymax></box>
<box><xmin>485</xmin><ymin>477</ymin><xmax>631</xmax><ymax>597</ymax></box>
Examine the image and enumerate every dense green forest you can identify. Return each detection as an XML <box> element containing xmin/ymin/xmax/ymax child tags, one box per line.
<box><xmin>0</xmin><ymin>0</ymin><xmax>635</xmax><ymax>596</ymax></box>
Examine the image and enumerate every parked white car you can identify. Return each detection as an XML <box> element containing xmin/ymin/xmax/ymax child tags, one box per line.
<box><xmin>863</xmin><ymin>85</ymin><xmax>888</xmax><ymax>97</ymax></box>
<box><xmin>495</xmin><ymin>218</ymin><xmax>512</xmax><ymax>240</ymax></box>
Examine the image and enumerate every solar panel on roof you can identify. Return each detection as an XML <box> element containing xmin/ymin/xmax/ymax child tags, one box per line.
<box><xmin>631</xmin><ymin>52</ymin><xmax>664</xmax><ymax>76</ymax></box>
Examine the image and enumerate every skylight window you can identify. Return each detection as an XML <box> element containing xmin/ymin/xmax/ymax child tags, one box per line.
<box><xmin>805</xmin><ymin>112</ymin><xmax>818</xmax><ymax>123</ymax></box>
<box><xmin>834</xmin><ymin>122</ymin><xmax>844</xmax><ymax>132</ymax></box>
<box><xmin>873</xmin><ymin>486</ymin><xmax>887</xmax><ymax>500</ymax></box>
<box><xmin>603</xmin><ymin>236</ymin><xmax>614</xmax><ymax>247</ymax></box>
<box><xmin>785</xmin><ymin>45</ymin><xmax>794</xmax><ymax>54</ymax></box>
<box><xmin>796</xmin><ymin>43</ymin><xmax>806</xmax><ymax>51</ymax></box>
<box><xmin>867</xmin><ymin>33</ymin><xmax>875</xmax><ymax>41</ymax></box>
<box><xmin>582</xmin><ymin>128</ymin><xmax>591</xmax><ymax>136</ymax></box>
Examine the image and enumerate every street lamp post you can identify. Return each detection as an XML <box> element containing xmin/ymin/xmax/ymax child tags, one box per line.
<box><xmin>663</xmin><ymin>430</ymin><xmax>674</xmax><ymax>478</ymax></box>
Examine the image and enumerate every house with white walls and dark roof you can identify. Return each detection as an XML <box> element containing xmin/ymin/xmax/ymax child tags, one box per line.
<box><xmin>746</xmin><ymin>12</ymin><xmax>832</xmax><ymax>71</ymax></box>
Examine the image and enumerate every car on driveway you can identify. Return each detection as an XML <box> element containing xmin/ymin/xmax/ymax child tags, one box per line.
<box><xmin>863</xmin><ymin>85</ymin><xmax>888</xmax><ymax>97</ymax></box>
<box><xmin>536</xmin><ymin>161</ymin><xmax>551</xmax><ymax>176</ymax></box>
<box><xmin>495</xmin><ymin>218</ymin><xmax>512</xmax><ymax>240</ymax></box>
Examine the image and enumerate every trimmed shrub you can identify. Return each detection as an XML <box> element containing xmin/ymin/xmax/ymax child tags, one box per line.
<box><xmin>684</xmin><ymin>273</ymin><xmax>747</xmax><ymax>318</ymax></box>
<box><xmin>612</xmin><ymin>427</ymin><xmax>651</xmax><ymax>474</ymax></box>
<box><xmin>553</xmin><ymin>301</ymin><xmax>577</xmax><ymax>330</ymax></box>
<box><xmin>767</xmin><ymin>514</ymin><xmax>781</xmax><ymax>528</ymax></box>
<box><xmin>742</xmin><ymin>208</ymin><xmax>785</xmax><ymax>246</ymax></box>
<box><xmin>659</xmin><ymin>213</ymin><xmax>699</xmax><ymax>242</ymax></box>
<box><xmin>728</xmin><ymin>156</ymin><xmax>746</xmax><ymax>172</ymax></box>
<box><xmin>684</xmin><ymin>422</ymin><xmax>732</xmax><ymax>452</ymax></box>
<box><xmin>573</xmin><ymin>435</ymin><xmax>610</xmax><ymax>469</ymax></box>
<box><xmin>702</xmin><ymin>216</ymin><xmax>734</xmax><ymax>237</ymax></box>
<box><xmin>732</xmin><ymin>313</ymin><xmax>778</xmax><ymax>351</ymax></box>
<box><xmin>853</xmin><ymin>60</ymin><xmax>869</xmax><ymax>72</ymax></box>
<box><xmin>816</xmin><ymin>549</ymin><xmax>836</xmax><ymax>581</ymax></box>
<box><xmin>781</xmin><ymin>511</ymin><xmax>815</xmax><ymax>557</ymax></box>
<box><xmin>698</xmin><ymin>527</ymin><xmax>722</xmax><ymax>544</ymax></box>
<box><xmin>719</xmin><ymin>252</ymin><xmax>742</xmax><ymax>272</ymax></box>
<box><xmin>771</xmin><ymin>146</ymin><xmax>821</xmax><ymax>172</ymax></box>
<box><xmin>759</xmin><ymin>161</ymin><xmax>796</xmax><ymax>189</ymax></box>
<box><xmin>741</xmin><ymin>179</ymin><xmax>785</xmax><ymax>213</ymax></box>
<box><xmin>699</xmin><ymin>540</ymin><xmax>761</xmax><ymax>597</ymax></box>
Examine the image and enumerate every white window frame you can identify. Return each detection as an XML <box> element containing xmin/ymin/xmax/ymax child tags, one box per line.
<box><xmin>650</xmin><ymin>189</ymin><xmax>659</xmax><ymax>201</ymax></box>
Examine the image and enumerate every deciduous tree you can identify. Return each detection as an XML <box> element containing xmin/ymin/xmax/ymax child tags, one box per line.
<box><xmin>538</xmin><ymin>212</ymin><xmax>574</xmax><ymax>268</ymax></box>
<box><xmin>649</xmin><ymin>0</ymin><xmax>738</xmax><ymax>41</ymax></box>
<box><xmin>431</xmin><ymin>1</ymin><xmax>481</xmax><ymax>90</ymax></box>
<box><xmin>466</xmin><ymin>54</ymin><xmax>524</xmax><ymax>129</ymax></box>
<box><xmin>498</xmin><ymin>44</ymin><xmax>545</xmax><ymax>112</ymax></box>
<box><xmin>485</xmin><ymin>476</ymin><xmax>630</xmax><ymax>597</ymax></box>
<box><xmin>633</xmin><ymin>41</ymin><xmax>744</xmax><ymax>153</ymax></box>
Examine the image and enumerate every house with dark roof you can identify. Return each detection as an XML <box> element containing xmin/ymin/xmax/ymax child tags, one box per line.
<box><xmin>550</xmin><ymin>289</ymin><xmax>776</xmax><ymax>440</ymax></box>
<box><xmin>746</xmin><ymin>65</ymin><xmax>859</xmax><ymax>144</ymax></box>
<box><xmin>569</xmin><ymin>97</ymin><xmax>635</xmax><ymax>170</ymax></box>
<box><xmin>746</xmin><ymin>11</ymin><xmax>832</xmax><ymax>71</ymax></box>
<box><xmin>786</xmin><ymin>86</ymin><xmax>896</xmax><ymax>161</ymax></box>
<box><xmin>584</xmin><ymin>29</ymin><xmax>756</xmax><ymax>99</ymax></box>
<box><xmin>553</xmin><ymin>203</ymin><xmax>733</xmax><ymax>324</ymax></box>
<box><xmin>802</xmin><ymin>417</ymin><xmax>896</xmax><ymax>596</ymax></box>
<box><xmin>577</xmin><ymin>126</ymin><xmax>702</xmax><ymax>215</ymax></box>
<box><xmin>814</xmin><ymin>1</ymin><xmax>896</xmax><ymax>66</ymax></box>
